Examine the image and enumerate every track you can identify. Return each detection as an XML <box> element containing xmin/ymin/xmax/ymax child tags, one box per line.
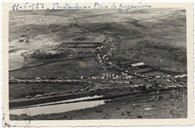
<box><xmin>10</xmin><ymin>86</ymin><xmax>186</xmax><ymax>109</ymax></box>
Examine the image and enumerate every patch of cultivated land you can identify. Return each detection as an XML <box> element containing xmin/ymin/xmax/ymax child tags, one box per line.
<box><xmin>9</xmin><ymin>82</ymin><xmax>91</xmax><ymax>100</ymax></box>
<box><xmin>9</xmin><ymin>57</ymin><xmax>100</xmax><ymax>78</ymax></box>
<box><xmin>9</xmin><ymin>9</ymin><xmax>187</xmax><ymax>119</ymax></box>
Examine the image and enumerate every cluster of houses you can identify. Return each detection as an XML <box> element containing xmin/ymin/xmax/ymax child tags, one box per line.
<box><xmin>87</xmin><ymin>72</ymin><xmax>133</xmax><ymax>80</ymax></box>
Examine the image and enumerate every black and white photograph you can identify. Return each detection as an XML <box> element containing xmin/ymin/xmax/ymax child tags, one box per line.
<box><xmin>7</xmin><ymin>4</ymin><xmax>190</xmax><ymax>121</ymax></box>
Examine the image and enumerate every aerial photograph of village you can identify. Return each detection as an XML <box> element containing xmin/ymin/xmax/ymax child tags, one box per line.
<box><xmin>9</xmin><ymin>8</ymin><xmax>187</xmax><ymax>120</ymax></box>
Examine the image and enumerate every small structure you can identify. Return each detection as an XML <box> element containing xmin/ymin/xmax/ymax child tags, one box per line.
<box><xmin>131</xmin><ymin>62</ymin><xmax>145</xmax><ymax>67</ymax></box>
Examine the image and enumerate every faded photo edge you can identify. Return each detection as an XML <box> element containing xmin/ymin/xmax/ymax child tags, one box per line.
<box><xmin>2</xmin><ymin>2</ymin><xmax>194</xmax><ymax>127</ymax></box>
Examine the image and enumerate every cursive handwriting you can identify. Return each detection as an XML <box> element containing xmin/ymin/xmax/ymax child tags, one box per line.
<box><xmin>11</xmin><ymin>2</ymin><xmax>152</xmax><ymax>11</ymax></box>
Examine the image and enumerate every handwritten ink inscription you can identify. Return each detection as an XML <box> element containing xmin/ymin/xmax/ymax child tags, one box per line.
<box><xmin>11</xmin><ymin>2</ymin><xmax>152</xmax><ymax>11</ymax></box>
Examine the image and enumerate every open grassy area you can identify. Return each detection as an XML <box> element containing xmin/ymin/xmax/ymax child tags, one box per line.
<box><xmin>10</xmin><ymin>57</ymin><xmax>100</xmax><ymax>78</ymax></box>
<box><xmin>9</xmin><ymin>83</ymin><xmax>89</xmax><ymax>100</ymax></box>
